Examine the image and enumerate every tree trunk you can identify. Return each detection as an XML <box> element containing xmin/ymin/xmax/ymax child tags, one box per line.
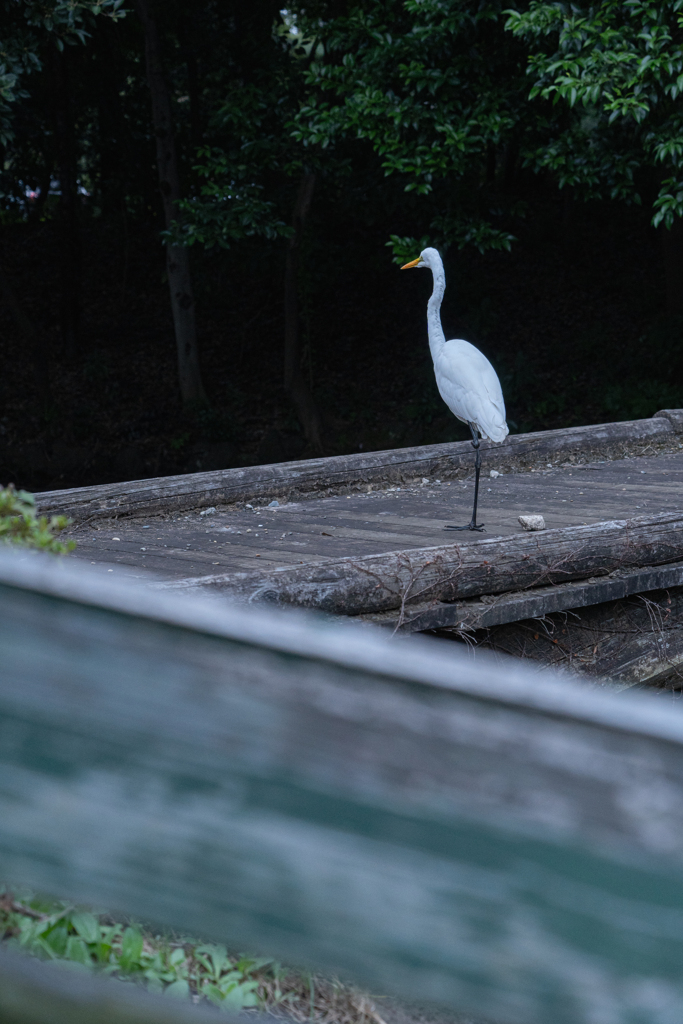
<box><xmin>0</xmin><ymin>263</ymin><xmax>51</xmax><ymax>413</ymax></box>
<box><xmin>284</xmin><ymin>172</ymin><xmax>322</xmax><ymax>450</ymax></box>
<box><xmin>136</xmin><ymin>0</ymin><xmax>207</xmax><ymax>407</ymax></box>
<box><xmin>178</xmin><ymin>13</ymin><xmax>201</xmax><ymax>149</ymax></box>
<box><xmin>52</xmin><ymin>46</ymin><xmax>81</xmax><ymax>360</ymax></box>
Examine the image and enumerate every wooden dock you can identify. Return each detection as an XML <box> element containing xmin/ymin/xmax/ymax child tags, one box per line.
<box><xmin>33</xmin><ymin>411</ymin><xmax>683</xmax><ymax>653</ymax></box>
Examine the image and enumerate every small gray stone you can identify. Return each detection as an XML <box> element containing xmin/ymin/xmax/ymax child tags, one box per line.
<box><xmin>268</xmin><ymin>500</ymin><xmax>280</xmax><ymax>507</ymax></box>
<box><xmin>519</xmin><ymin>514</ymin><xmax>546</xmax><ymax>531</ymax></box>
<box><xmin>199</xmin><ymin>506</ymin><xmax>217</xmax><ymax>516</ymax></box>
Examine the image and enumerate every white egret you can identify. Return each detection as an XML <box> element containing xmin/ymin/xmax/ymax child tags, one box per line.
<box><xmin>401</xmin><ymin>247</ymin><xmax>508</xmax><ymax>531</ymax></box>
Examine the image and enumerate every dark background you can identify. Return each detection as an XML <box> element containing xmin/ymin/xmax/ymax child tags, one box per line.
<box><xmin>1</xmin><ymin>0</ymin><xmax>681</xmax><ymax>493</ymax></box>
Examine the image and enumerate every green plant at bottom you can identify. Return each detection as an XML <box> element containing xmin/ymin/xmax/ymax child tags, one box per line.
<box><xmin>0</xmin><ymin>893</ymin><xmax>264</xmax><ymax>1011</ymax></box>
<box><xmin>0</xmin><ymin>485</ymin><xmax>75</xmax><ymax>554</ymax></box>
<box><xmin>0</xmin><ymin>890</ymin><xmax>387</xmax><ymax>1022</ymax></box>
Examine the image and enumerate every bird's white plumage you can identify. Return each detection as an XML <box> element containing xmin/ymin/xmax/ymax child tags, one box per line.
<box><xmin>433</xmin><ymin>339</ymin><xmax>508</xmax><ymax>441</ymax></box>
<box><xmin>414</xmin><ymin>247</ymin><xmax>508</xmax><ymax>443</ymax></box>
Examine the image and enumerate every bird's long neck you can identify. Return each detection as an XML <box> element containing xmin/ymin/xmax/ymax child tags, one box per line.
<box><xmin>427</xmin><ymin>260</ymin><xmax>446</xmax><ymax>360</ymax></box>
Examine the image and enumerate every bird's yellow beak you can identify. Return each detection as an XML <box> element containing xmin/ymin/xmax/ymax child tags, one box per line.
<box><xmin>401</xmin><ymin>257</ymin><xmax>421</xmax><ymax>270</ymax></box>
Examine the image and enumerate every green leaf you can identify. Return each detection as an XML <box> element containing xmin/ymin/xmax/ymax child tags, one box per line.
<box><xmin>216</xmin><ymin>970</ymin><xmax>243</xmax><ymax>992</ymax></box>
<box><xmin>234</xmin><ymin>956</ymin><xmax>273</xmax><ymax>972</ymax></box>
<box><xmin>71</xmin><ymin>911</ymin><xmax>100</xmax><ymax>945</ymax></box>
<box><xmin>34</xmin><ymin>936</ymin><xmax>60</xmax><ymax>959</ymax></box>
<box><xmin>222</xmin><ymin>981</ymin><xmax>259</xmax><ymax>1010</ymax></box>
<box><xmin>43</xmin><ymin>925</ymin><xmax>69</xmax><ymax>956</ymax></box>
<box><xmin>203</xmin><ymin>983</ymin><xmax>225</xmax><ymax>1007</ymax></box>
<box><xmin>65</xmin><ymin>936</ymin><xmax>92</xmax><ymax>966</ymax></box>
<box><xmin>0</xmin><ymin>485</ymin><xmax>75</xmax><ymax>554</ymax></box>
<box><xmin>195</xmin><ymin>943</ymin><xmax>229</xmax><ymax>980</ymax></box>
<box><xmin>119</xmin><ymin>927</ymin><xmax>144</xmax><ymax>970</ymax></box>
<box><xmin>165</xmin><ymin>979</ymin><xmax>191</xmax><ymax>999</ymax></box>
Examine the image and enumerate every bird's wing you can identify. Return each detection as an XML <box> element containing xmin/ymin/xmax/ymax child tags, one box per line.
<box><xmin>434</xmin><ymin>340</ymin><xmax>508</xmax><ymax>442</ymax></box>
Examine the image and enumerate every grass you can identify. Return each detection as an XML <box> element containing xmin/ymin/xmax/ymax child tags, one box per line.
<box><xmin>0</xmin><ymin>888</ymin><xmax>388</xmax><ymax>1023</ymax></box>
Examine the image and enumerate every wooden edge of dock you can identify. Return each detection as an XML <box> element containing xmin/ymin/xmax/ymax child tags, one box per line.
<box><xmin>152</xmin><ymin>510</ymin><xmax>683</xmax><ymax>617</ymax></box>
<box><xmin>360</xmin><ymin>560</ymin><xmax>683</xmax><ymax>632</ymax></box>
<box><xmin>0</xmin><ymin>548</ymin><xmax>680</xmax><ymax>743</ymax></box>
<box><xmin>32</xmin><ymin>409</ymin><xmax>683</xmax><ymax>523</ymax></box>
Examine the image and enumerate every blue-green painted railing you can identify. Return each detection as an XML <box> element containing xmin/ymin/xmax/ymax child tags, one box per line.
<box><xmin>1</xmin><ymin>550</ymin><xmax>683</xmax><ymax>1024</ymax></box>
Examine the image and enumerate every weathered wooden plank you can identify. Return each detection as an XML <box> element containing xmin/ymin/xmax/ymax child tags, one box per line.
<box><xmin>656</xmin><ymin>408</ymin><xmax>683</xmax><ymax>431</ymax></box>
<box><xmin>362</xmin><ymin>561</ymin><xmax>683</xmax><ymax>632</ymax></box>
<box><xmin>4</xmin><ymin>553</ymin><xmax>683</xmax><ymax>1023</ymax></box>
<box><xmin>34</xmin><ymin>413</ymin><xmax>679</xmax><ymax>523</ymax></box>
<box><xmin>154</xmin><ymin>511</ymin><xmax>683</xmax><ymax>616</ymax></box>
<box><xmin>62</xmin><ymin>452</ymin><xmax>683</xmax><ymax>609</ymax></box>
<box><xmin>459</xmin><ymin>586</ymin><xmax>683</xmax><ymax>691</ymax></box>
<box><xmin>64</xmin><ymin>450</ymin><xmax>683</xmax><ymax>583</ymax></box>
<box><xmin>0</xmin><ymin>944</ymin><xmax>224</xmax><ymax>1024</ymax></box>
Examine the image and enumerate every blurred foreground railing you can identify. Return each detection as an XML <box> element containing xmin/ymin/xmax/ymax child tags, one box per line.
<box><xmin>1</xmin><ymin>550</ymin><xmax>683</xmax><ymax>1024</ymax></box>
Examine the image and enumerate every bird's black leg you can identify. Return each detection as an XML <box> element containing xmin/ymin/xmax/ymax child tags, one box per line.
<box><xmin>444</xmin><ymin>422</ymin><xmax>485</xmax><ymax>532</ymax></box>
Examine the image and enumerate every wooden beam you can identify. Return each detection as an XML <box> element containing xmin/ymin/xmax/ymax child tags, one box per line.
<box><xmin>362</xmin><ymin>561</ymin><xmax>683</xmax><ymax>632</ymax></box>
<box><xmin>462</xmin><ymin>587</ymin><xmax>683</xmax><ymax>691</ymax></box>
<box><xmin>656</xmin><ymin>408</ymin><xmax>683</xmax><ymax>431</ymax></box>
<box><xmin>155</xmin><ymin>511</ymin><xmax>683</xmax><ymax>616</ymax></box>
<box><xmin>34</xmin><ymin>413</ymin><xmax>679</xmax><ymax>523</ymax></box>
<box><xmin>3</xmin><ymin>553</ymin><xmax>683</xmax><ymax>1023</ymax></box>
